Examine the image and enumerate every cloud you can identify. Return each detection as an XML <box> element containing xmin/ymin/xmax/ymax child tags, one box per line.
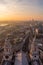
<box><xmin>0</xmin><ymin>0</ymin><xmax>43</xmax><ymax>17</ymax></box>
<box><xmin>0</xmin><ymin>0</ymin><xmax>7</xmax><ymax>4</ymax></box>
<box><xmin>0</xmin><ymin>0</ymin><xmax>43</xmax><ymax>6</ymax></box>
<box><xmin>38</xmin><ymin>0</ymin><xmax>43</xmax><ymax>6</ymax></box>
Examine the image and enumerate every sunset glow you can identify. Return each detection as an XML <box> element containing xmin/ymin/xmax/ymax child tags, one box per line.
<box><xmin>0</xmin><ymin>0</ymin><xmax>43</xmax><ymax>21</ymax></box>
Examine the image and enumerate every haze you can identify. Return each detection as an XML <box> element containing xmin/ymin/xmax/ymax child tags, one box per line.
<box><xmin>0</xmin><ymin>0</ymin><xmax>43</xmax><ymax>21</ymax></box>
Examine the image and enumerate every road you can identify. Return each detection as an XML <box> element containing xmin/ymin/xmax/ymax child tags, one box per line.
<box><xmin>1</xmin><ymin>31</ymin><xmax>30</xmax><ymax>65</ymax></box>
<box><xmin>13</xmin><ymin>32</ymin><xmax>29</xmax><ymax>52</ymax></box>
<box><xmin>14</xmin><ymin>51</ymin><xmax>29</xmax><ymax>65</ymax></box>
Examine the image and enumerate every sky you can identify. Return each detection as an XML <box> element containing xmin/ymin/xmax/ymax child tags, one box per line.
<box><xmin>0</xmin><ymin>0</ymin><xmax>43</xmax><ymax>21</ymax></box>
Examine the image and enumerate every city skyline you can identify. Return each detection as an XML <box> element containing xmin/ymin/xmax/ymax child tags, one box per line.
<box><xmin>0</xmin><ymin>0</ymin><xmax>43</xmax><ymax>21</ymax></box>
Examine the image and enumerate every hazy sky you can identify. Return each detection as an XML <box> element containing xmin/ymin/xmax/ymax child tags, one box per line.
<box><xmin>0</xmin><ymin>0</ymin><xmax>43</xmax><ymax>21</ymax></box>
